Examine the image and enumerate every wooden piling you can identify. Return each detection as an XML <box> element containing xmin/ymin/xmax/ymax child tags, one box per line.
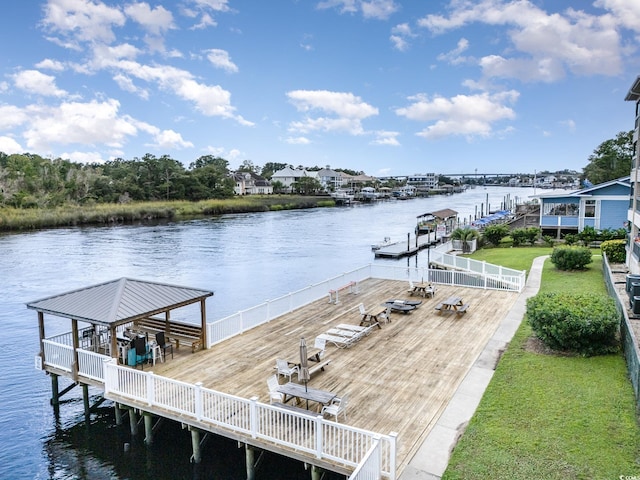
<box><xmin>190</xmin><ymin>428</ymin><xmax>201</xmax><ymax>463</ymax></box>
<box><xmin>82</xmin><ymin>383</ymin><xmax>90</xmax><ymax>424</ymax></box>
<box><xmin>144</xmin><ymin>413</ymin><xmax>153</xmax><ymax>445</ymax></box>
<box><xmin>128</xmin><ymin>408</ymin><xmax>138</xmax><ymax>436</ymax></box>
<box><xmin>50</xmin><ymin>373</ymin><xmax>59</xmax><ymax>407</ymax></box>
<box><xmin>245</xmin><ymin>443</ymin><xmax>255</xmax><ymax>480</ymax></box>
<box><xmin>114</xmin><ymin>402</ymin><xmax>123</xmax><ymax>425</ymax></box>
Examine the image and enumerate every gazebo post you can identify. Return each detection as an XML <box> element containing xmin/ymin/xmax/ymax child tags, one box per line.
<box><xmin>71</xmin><ymin>319</ymin><xmax>80</xmax><ymax>382</ymax></box>
<box><xmin>37</xmin><ymin>311</ymin><xmax>45</xmax><ymax>369</ymax></box>
<box><xmin>200</xmin><ymin>299</ymin><xmax>207</xmax><ymax>349</ymax></box>
<box><xmin>109</xmin><ymin>325</ymin><xmax>118</xmax><ymax>361</ymax></box>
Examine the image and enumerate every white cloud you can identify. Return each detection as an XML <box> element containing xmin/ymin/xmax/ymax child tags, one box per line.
<box><xmin>42</xmin><ymin>0</ymin><xmax>126</xmax><ymax>47</ymax></box>
<box><xmin>124</xmin><ymin>2</ymin><xmax>175</xmax><ymax>35</ymax></box>
<box><xmin>62</xmin><ymin>150</ymin><xmax>105</xmax><ymax>163</ymax></box>
<box><xmin>437</xmin><ymin>38</ymin><xmax>470</xmax><ymax>65</ymax></box>
<box><xmin>390</xmin><ymin>23</ymin><xmax>415</xmax><ymax>51</ymax></box>
<box><xmin>316</xmin><ymin>0</ymin><xmax>398</xmax><ymax>20</ymax></box>
<box><xmin>371</xmin><ymin>131</ymin><xmax>400</xmax><ymax>146</ymax></box>
<box><xmin>205</xmin><ymin>49</ymin><xmax>238</xmax><ymax>73</ymax></box>
<box><xmin>150</xmin><ymin>129</ymin><xmax>194</xmax><ymax>150</ymax></box>
<box><xmin>35</xmin><ymin>58</ymin><xmax>66</xmax><ymax>71</ymax></box>
<box><xmin>419</xmin><ymin>0</ymin><xmax>626</xmax><ymax>81</ymax></box>
<box><xmin>0</xmin><ymin>136</ymin><xmax>24</xmax><ymax>154</ymax></box>
<box><xmin>594</xmin><ymin>0</ymin><xmax>640</xmax><ymax>34</ymax></box>
<box><xmin>395</xmin><ymin>90</ymin><xmax>519</xmax><ymax>139</ymax></box>
<box><xmin>12</xmin><ymin>70</ymin><xmax>67</xmax><ymax>97</ymax></box>
<box><xmin>560</xmin><ymin>119</ymin><xmax>576</xmax><ymax>132</ymax></box>
<box><xmin>22</xmin><ymin>99</ymin><xmax>138</xmax><ymax>151</ymax></box>
<box><xmin>113</xmin><ymin>73</ymin><xmax>149</xmax><ymax>99</ymax></box>
<box><xmin>0</xmin><ymin>106</ymin><xmax>29</xmax><ymax>129</ymax></box>
<box><xmin>286</xmin><ymin>136</ymin><xmax>311</xmax><ymax>145</ymax></box>
<box><xmin>287</xmin><ymin>90</ymin><xmax>378</xmax><ymax>136</ymax></box>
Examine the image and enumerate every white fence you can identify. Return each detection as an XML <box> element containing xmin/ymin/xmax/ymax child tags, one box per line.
<box><xmin>103</xmin><ymin>361</ymin><xmax>396</xmax><ymax>478</ymax></box>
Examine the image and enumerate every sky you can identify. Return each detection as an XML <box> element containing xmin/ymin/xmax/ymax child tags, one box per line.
<box><xmin>0</xmin><ymin>0</ymin><xmax>639</xmax><ymax>177</ymax></box>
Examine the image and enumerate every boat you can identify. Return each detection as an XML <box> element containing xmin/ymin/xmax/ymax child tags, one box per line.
<box><xmin>330</xmin><ymin>190</ymin><xmax>354</xmax><ymax>204</ymax></box>
<box><xmin>371</xmin><ymin>236</ymin><xmax>395</xmax><ymax>251</ymax></box>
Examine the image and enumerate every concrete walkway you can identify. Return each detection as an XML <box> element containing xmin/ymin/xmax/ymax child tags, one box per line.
<box><xmin>400</xmin><ymin>256</ymin><xmax>547</xmax><ymax>480</ymax></box>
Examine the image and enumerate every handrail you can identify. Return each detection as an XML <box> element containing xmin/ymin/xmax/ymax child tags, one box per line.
<box><xmin>103</xmin><ymin>361</ymin><xmax>396</xmax><ymax>478</ymax></box>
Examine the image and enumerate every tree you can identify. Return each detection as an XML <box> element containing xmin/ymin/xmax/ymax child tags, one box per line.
<box><xmin>450</xmin><ymin>227</ymin><xmax>479</xmax><ymax>253</ymax></box>
<box><xmin>482</xmin><ymin>224</ymin><xmax>509</xmax><ymax>246</ymax></box>
<box><xmin>581</xmin><ymin>131</ymin><xmax>633</xmax><ymax>185</ymax></box>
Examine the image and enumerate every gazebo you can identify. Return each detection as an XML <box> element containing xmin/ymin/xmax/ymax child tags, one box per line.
<box><xmin>28</xmin><ymin>277</ymin><xmax>214</xmax><ymax>379</ymax></box>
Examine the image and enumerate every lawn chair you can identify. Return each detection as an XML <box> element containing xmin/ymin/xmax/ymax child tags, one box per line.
<box><xmin>155</xmin><ymin>331</ymin><xmax>173</xmax><ymax>360</ymax></box>
<box><xmin>408</xmin><ymin>279</ymin><xmax>415</xmax><ymax>295</ymax></box>
<box><xmin>321</xmin><ymin>393</ymin><xmax>349</xmax><ymax>422</ymax></box>
<box><xmin>267</xmin><ymin>374</ymin><xmax>284</xmax><ymax>404</ymax></box>
<box><xmin>276</xmin><ymin>359</ymin><xmax>298</xmax><ymax>382</ymax></box>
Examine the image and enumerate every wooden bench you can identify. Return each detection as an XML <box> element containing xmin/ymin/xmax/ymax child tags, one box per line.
<box><xmin>134</xmin><ymin>317</ymin><xmax>203</xmax><ymax>353</ymax></box>
<box><xmin>328</xmin><ymin>281</ymin><xmax>358</xmax><ymax>304</ymax></box>
<box><xmin>308</xmin><ymin>358</ymin><xmax>331</xmax><ymax>376</ymax></box>
<box><xmin>271</xmin><ymin>402</ymin><xmax>319</xmax><ymax>417</ymax></box>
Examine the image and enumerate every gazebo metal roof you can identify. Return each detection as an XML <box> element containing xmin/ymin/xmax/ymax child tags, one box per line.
<box><xmin>26</xmin><ymin>278</ymin><xmax>214</xmax><ymax>326</ymax></box>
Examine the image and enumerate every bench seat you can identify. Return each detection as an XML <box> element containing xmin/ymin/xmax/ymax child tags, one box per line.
<box><xmin>133</xmin><ymin>317</ymin><xmax>203</xmax><ymax>352</ymax></box>
<box><xmin>456</xmin><ymin>304</ymin><xmax>470</xmax><ymax>315</ymax></box>
<box><xmin>308</xmin><ymin>358</ymin><xmax>331</xmax><ymax>376</ymax></box>
<box><xmin>434</xmin><ymin>303</ymin><xmax>443</xmax><ymax>311</ymax></box>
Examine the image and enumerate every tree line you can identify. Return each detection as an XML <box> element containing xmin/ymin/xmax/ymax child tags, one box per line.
<box><xmin>0</xmin><ymin>130</ymin><xmax>633</xmax><ymax>209</ymax></box>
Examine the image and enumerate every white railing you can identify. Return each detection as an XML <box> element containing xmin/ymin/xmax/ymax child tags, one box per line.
<box><xmin>42</xmin><ymin>340</ymin><xmax>110</xmax><ymax>379</ymax></box>
<box><xmin>103</xmin><ymin>361</ymin><xmax>396</xmax><ymax>479</ymax></box>
<box><xmin>348</xmin><ymin>437</ymin><xmax>383</xmax><ymax>480</ymax></box>
<box><xmin>77</xmin><ymin>349</ymin><xmax>110</xmax><ymax>382</ymax></box>
<box><xmin>43</xmin><ymin>339</ymin><xmax>74</xmax><ymax>372</ymax></box>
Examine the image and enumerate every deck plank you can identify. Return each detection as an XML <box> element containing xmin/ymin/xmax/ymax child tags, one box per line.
<box><xmin>147</xmin><ymin>278</ymin><xmax>518</xmax><ymax>474</ymax></box>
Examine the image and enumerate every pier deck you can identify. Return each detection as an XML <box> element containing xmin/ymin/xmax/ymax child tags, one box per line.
<box><xmin>374</xmin><ymin>234</ymin><xmax>434</xmax><ymax>258</ymax></box>
<box><xmin>140</xmin><ymin>278</ymin><xmax>518</xmax><ymax>475</ymax></box>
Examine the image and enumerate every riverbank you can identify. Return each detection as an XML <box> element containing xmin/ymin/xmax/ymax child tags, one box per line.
<box><xmin>0</xmin><ymin>195</ymin><xmax>334</xmax><ymax>232</ymax></box>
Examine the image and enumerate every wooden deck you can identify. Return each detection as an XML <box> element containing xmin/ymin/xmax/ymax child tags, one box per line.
<box><xmin>142</xmin><ymin>278</ymin><xmax>519</xmax><ymax>475</ymax></box>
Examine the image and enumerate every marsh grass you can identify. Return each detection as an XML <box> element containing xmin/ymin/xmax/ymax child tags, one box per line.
<box><xmin>443</xmin><ymin>251</ymin><xmax>640</xmax><ymax>479</ymax></box>
<box><xmin>0</xmin><ymin>195</ymin><xmax>331</xmax><ymax>231</ymax></box>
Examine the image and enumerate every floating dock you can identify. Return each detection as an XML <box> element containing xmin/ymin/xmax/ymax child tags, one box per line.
<box><xmin>374</xmin><ymin>233</ymin><xmax>435</xmax><ymax>258</ymax></box>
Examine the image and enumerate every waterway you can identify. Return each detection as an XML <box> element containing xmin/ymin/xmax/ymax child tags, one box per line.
<box><xmin>0</xmin><ymin>186</ymin><xmax>538</xmax><ymax>480</ymax></box>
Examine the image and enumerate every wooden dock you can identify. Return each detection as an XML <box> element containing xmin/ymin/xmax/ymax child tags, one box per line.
<box><xmin>374</xmin><ymin>233</ymin><xmax>435</xmax><ymax>258</ymax></box>
<box><xmin>122</xmin><ymin>278</ymin><xmax>519</xmax><ymax>476</ymax></box>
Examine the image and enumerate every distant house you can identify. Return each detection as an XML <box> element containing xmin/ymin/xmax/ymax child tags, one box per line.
<box><xmin>536</xmin><ymin>176</ymin><xmax>630</xmax><ymax>238</ymax></box>
<box><xmin>233</xmin><ymin>172</ymin><xmax>273</xmax><ymax>195</ymax></box>
<box><xmin>271</xmin><ymin>167</ymin><xmax>311</xmax><ymax>193</ymax></box>
<box><xmin>315</xmin><ymin>167</ymin><xmax>344</xmax><ymax>191</ymax></box>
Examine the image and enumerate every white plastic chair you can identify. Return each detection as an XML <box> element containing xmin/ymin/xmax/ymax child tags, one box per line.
<box><xmin>267</xmin><ymin>374</ymin><xmax>284</xmax><ymax>404</ymax></box>
<box><xmin>322</xmin><ymin>393</ymin><xmax>349</xmax><ymax>422</ymax></box>
<box><xmin>314</xmin><ymin>336</ymin><xmax>327</xmax><ymax>359</ymax></box>
<box><xmin>276</xmin><ymin>359</ymin><xmax>298</xmax><ymax>382</ymax></box>
<box><xmin>358</xmin><ymin>303</ymin><xmax>367</xmax><ymax>317</ymax></box>
<box><xmin>408</xmin><ymin>279</ymin><xmax>415</xmax><ymax>294</ymax></box>
<box><xmin>379</xmin><ymin>305</ymin><xmax>392</xmax><ymax>324</ymax></box>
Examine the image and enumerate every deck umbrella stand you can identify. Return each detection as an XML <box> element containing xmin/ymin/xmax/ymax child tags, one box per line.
<box><xmin>299</xmin><ymin>337</ymin><xmax>310</xmax><ymax>409</ymax></box>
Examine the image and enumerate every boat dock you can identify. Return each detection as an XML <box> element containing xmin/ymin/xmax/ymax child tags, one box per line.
<box><xmin>30</xmin><ymin>264</ymin><xmax>524</xmax><ymax>479</ymax></box>
<box><xmin>374</xmin><ymin>233</ymin><xmax>435</xmax><ymax>258</ymax></box>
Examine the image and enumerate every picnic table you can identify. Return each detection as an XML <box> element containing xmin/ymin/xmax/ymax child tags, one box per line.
<box><xmin>277</xmin><ymin>382</ymin><xmax>337</xmax><ymax>411</ymax></box>
<box><xmin>411</xmin><ymin>282</ymin><xmax>436</xmax><ymax>298</ymax></box>
<box><xmin>435</xmin><ymin>296</ymin><xmax>470</xmax><ymax>315</ymax></box>
<box><xmin>360</xmin><ymin>306</ymin><xmax>386</xmax><ymax>328</ymax></box>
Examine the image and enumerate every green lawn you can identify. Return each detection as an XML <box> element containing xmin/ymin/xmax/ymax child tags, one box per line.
<box><xmin>442</xmin><ymin>250</ymin><xmax>640</xmax><ymax>479</ymax></box>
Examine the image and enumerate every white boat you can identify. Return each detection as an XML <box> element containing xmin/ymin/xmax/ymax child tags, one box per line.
<box><xmin>371</xmin><ymin>237</ymin><xmax>395</xmax><ymax>251</ymax></box>
<box><xmin>330</xmin><ymin>190</ymin><xmax>354</xmax><ymax>204</ymax></box>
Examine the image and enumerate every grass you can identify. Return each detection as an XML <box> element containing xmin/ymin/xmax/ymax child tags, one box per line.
<box><xmin>442</xmin><ymin>249</ymin><xmax>640</xmax><ymax>479</ymax></box>
<box><xmin>0</xmin><ymin>195</ymin><xmax>333</xmax><ymax>231</ymax></box>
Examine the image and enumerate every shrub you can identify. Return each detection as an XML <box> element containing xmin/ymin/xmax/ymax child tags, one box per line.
<box><xmin>542</xmin><ymin>235</ymin><xmax>555</xmax><ymax>247</ymax></box>
<box><xmin>526</xmin><ymin>292</ymin><xmax>619</xmax><ymax>356</ymax></box>
<box><xmin>601</xmin><ymin>239</ymin><xmax>626</xmax><ymax>263</ymax></box>
<box><xmin>510</xmin><ymin>228</ymin><xmax>528</xmax><ymax>247</ymax></box>
<box><xmin>563</xmin><ymin>233</ymin><xmax>578</xmax><ymax>245</ymax></box>
<box><xmin>550</xmin><ymin>246</ymin><xmax>592</xmax><ymax>270</ymax></box>
<box><xmin>482</xmin><ymin>224</ymin><xmax>510</xmax><ymax>246</ymax></box>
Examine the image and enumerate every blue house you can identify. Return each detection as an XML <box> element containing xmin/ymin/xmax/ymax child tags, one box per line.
<box><xmin>536</xmin><ymin>176</ymin><xmax>630</xmax><ymax>238</ymax></box>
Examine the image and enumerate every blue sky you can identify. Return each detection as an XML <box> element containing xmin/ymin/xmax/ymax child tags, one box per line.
<box><xmin>0</xmin><ymin>0</ymin><xmax>639</xmax><ymax>176</ymax></box>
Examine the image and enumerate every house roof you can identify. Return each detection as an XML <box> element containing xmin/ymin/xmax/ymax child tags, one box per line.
<box><xmin>26</xmin><ymin>278</ymin><xmax>213</xmax><ymax>326</ymax></box>
<box><xmin>625</xmin><ymin>76</ymin><xmax>640</xmax><ymax>102</ymax></box>
<box><xmin>535</xmin><ymin>176</ymin><xmax>630</xmax><ymax>199</ymax></box>
<box><xmin>417</xmin><ymin>208</ymin><xmax>458</xmax><ymax>220</ymax></box>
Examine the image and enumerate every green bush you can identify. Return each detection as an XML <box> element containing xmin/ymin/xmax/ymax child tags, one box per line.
<box><xmin>601</xmin><ymin>239</ymin><xmax>626</xmax><ymax>263</ymax></box>
<box><xmin>482</xmin><ymin>224</ymin><xmax>509</xmax><ymax>246</ymax></box>
<box><xmin>542</xmin><ymin>235</ymin><xmax>555</xmax><ymax>247</ymax></box>
<box><xmin>510</xmin><ymin>228</ymin><xmax>528</xmax><ymax>247</ymax></box>
<box><xmin>563</xmin><ymin>233</ymin><xmax>578</xmax><ymax>245</ymax></box>
<box><xmin>550</xmin><ymin>246</ymin><xmax>592</xmax><ymax>270</ymax></box>
<box><xmin>526</xmin><ymin>292</ymin><xmax>619</xmax><ymax>356</ymax></box>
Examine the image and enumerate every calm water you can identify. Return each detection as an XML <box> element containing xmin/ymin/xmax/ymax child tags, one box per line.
<box><xmin>0</xmin><ymin>187</ymin><xmax>537</xmax><ymax>480</ymax></box>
